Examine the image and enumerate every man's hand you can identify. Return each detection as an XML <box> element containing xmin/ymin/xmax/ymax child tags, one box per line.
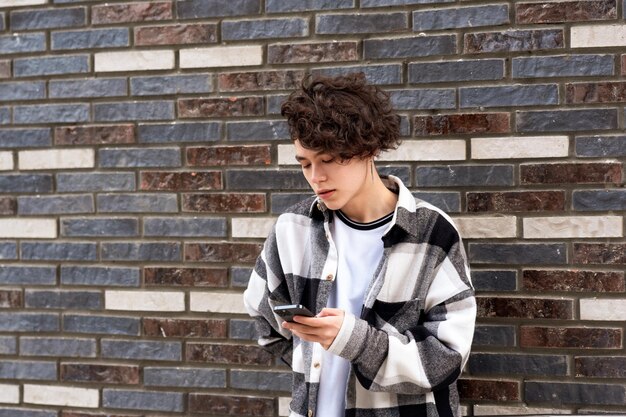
<box><xmin>282</xmin><ymin>308</ymin><xmax>345</xmax><ymax>350</ymax></box>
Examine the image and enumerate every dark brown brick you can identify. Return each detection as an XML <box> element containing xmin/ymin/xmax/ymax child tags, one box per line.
<box><xmin>62</xmin><ymin>413</ymin><xmax>136</xmax><ymax>417</ymax></box>
<box><xmin>92</xmin><ymin>1</ymin><xmax>172</xmax><ymax>24</ymax></box>
<box><xmin>178</xmin><ymin>97</ymin><xmax>263</xmax><ymax>118</ymax></box>
<box><xmin>622</xmin><ymin>55</ymin><xmax>626</xmax><ymax>75</ymax></box>
<box><xmin>268</xmin><ymin>41</ymin><xmax>358</xmax><ymax>64</ymax></box>
<box><xmin>61</xmin><ymin>363</ymin><xmax>139</xmax><ymax>384</ymax></box>
<box><xmin>521</xmin><ymin>326</ymin><xmax>622</xmax><ymax>349</ymax></box>
<box><xmin>0</xmin><ymin>290</ymin><xmax>22</xmax><ymax>308</ymax></box>
<box><xmin>467</xmin><ymin>191</ymin><xmax>565</xmax><ymax>212</ymax></box>
<box><xmin>182</xmin><ymin>193</ymin><xmax>266</xmax><ymax>213</ymax></box>
<box><xmin>0</xmin><ymin>60</ymin><xmax>10</xmax><ymax>78</ymax></box>
<box><xmin>186</xmin><ymin>343</ymin><xmax>273</xmax><ymax>365</ymax></box>
<box><xmin>189</xmin><ymin>394</ymin><xmax>275</xmax><ymax>416</ymax></box>
<box><xmin>185</xmin><ymin>242</ymin><xmax>263</xmax><ymax>263</ymax></box>
<box><xmin>477</xmin><ymin>297</ymin><xmax>573</xmax><ymax>319</ymax></box>
<box><xmin>464</xmin><ymin>29</ymin><xmax>564</xmax><ymax>53</ymax></box>
<box><xmin>573</xmin><ymin>243</ymin><xmax>626</xmax><ymax>265</ymax></box>
<box><xmin>575</xmin><ymin>356</ymin><xmax>626</xmax><ymax>378</ymax></box>
<box><xmin>218</xmin><ymin>70</ymin><xmax>306</xmax><ymax>92</ymax></box>
<box><xmin>135</xmin><ymin>23</ymin><xmax>217</xmax><ymax>45</ymax></box>
<box><xmin>414</xmin><ymin>113</ymin><xmax>510</xmax><ymax>136</ymax></box>
<box><xmin>143</xmin><ymin>318</ymin><xmax>227</xmax><ymax>338</ymax></box>
<box><xmin>566</xmin><ymin>81</ymin><xmax>626</xmax><ymax>103</ymax></box>
<box><xmin>521</xmin><ymin>163</ymin><xmax>622</xmax><ymax>184</ymax></box>
<box><xmin>0</xmin><ymin>197</ymin><xmax>17</xmax><ymax>216</ymax></box>
<box><xmin>187</xmin><ymin>145</ymin><xmax>271</xmax><ymax>167</ymax></box>
<box><xmin>54</xmin><ymin>125</ymin><xmax>135</xmax><ymax>145</ymax></box>
<box><xmin>458</xmin><ymin>379</ymin><xmax>520</xmax><ymax>401</ymax></box>
<box><xmin>523</xmin><ymin>270</ymin><xmax>625</xmax><ymax>292</ymax></box>
<box><xmin>516</xmin><ymin>0</ymin><xmax>616</xmax><ymax>24</ymax></box>
<box><xmin>140</xmin><ymin>171</ymin><xmax>222</xmax><ymax>191</ymax></box>
<box><xmin>144</xmin><ymin>267</ymin><xmax>229</xmax><ymax>287</ymax></box>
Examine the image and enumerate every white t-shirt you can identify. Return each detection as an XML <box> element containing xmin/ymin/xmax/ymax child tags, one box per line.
<box><xmin>316</xmin><ymin>209</ymin><xmax>393</xmax><ymax>417</ymax></box>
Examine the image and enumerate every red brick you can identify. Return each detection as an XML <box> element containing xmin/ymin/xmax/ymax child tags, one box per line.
<box><xmin>573</xmin><ymin>243</ymin><xmax>626</xmax><ymax>265</ymax></box>
<box><xmin>218</xmin><ymin>70</ymin><xmax>305</xmax><ymax>92</ymax></box>
<box><xmin>414</xmin><ymin>113</ymin><xmax>510</xmax><ymax>136</ymax></box>
<box><xmin>178</xmin><ymin>97</ymin><xmax>264</xmax><ymax>118</ymax></box>
<box><xmin>0</xmin><ymin>290</ymin><xmax>22</xmax><ymax>308</ymax></box>
<box><xmin>186</xmin><ymin>145</ymin><xmax>271</xmax><ymax>166</ymax></box>
<box><xmin>521</xmin><ymin>162</ymin><xmax>622</xmax><ymax>184</ymax></box>
<box><xmin>92</xmin><ymin>1</ymin><xmax>173</xmax><ymax>24</ymax></box>
<box><xmin>182</xmin><ymin>193</ymin><xmax>266</xmax><ymax>213</ymax></box>
<box><xmin>62</xmin><ymin>413</ymin><xmax>136</xmax><ymax>417</ymax></box>
<box><xmin>566</xmin><ymin>81</ymin><xmax>626</xmax><ymax>103</ymax></box>
<box><xmin>135</xmin><ymin>23</ymin><xmax>217</xmax><ymax>45</ymax></box>
<box><xmin>523</xmin><ymin>270</ymin><xmax>625</xmax><ymax>292</ymax></box>
<box><xmin>189</xmin><ymin>394</ymin><xmax>275</xmax><ymax>416</ymax></box>
<box><xmin>521</xmin><ymin>326</ymin><xmax>622</xmax><ymax>349</ymax></box>
<box><xmin>458</xmin><ymin>379</ymin><xmax>520</xmax><ymax>401</ymax></box>
<box><xmin>622</xmin><ymin>55</ymin><xmax>626</xmax><ymax>75</ymax></box>
<box><xmin>140</xmin><ymin>171</ymin><xmax>222</xmax><ymax>191</ymax></box>
<box><xmin>467</xmin><ymin>191</ymin><xmax>565</xmax><ymax>212</ymax></box>
<box><xmin>54</xmin><ymin>125</ymin><xmax>135</xmax><ymax>145</ymax></box>
<box><xmin>464</xmin><ymin>29</ymin><xmax>564</xmax><ymax>53</ymax></box>
<box><xmin>143</xmin><ymin>318</ymin><xmax>228</xmax><ymax>338</ymax></box>
<box><xmin>575</xmin><ymin>356</ymin><xmax>626</xmax><ymax>378</ymax></box>
<box><xmin>185</xmin><ymin>242</ymin><xmax>262</xmax><ymax>263</ymax></box>
<box><xmin>516</xmin><ymin>0</ymin><xmax>616</xmax><ymax>24</ymax></box>
<box><xmin>61</xmin><ymin>363</ymin><xmax>139</xmax><ymax>384</ymax></box>
<box><xmin>0</xmin><ymin>197</ymin><xmax>16</xmax><ymax>216</ymax></box>
<box><xmin>186</xmin><ymin>343</ymin><xmax>273</xmax><ymax>365</ymax></box>
<box><xmin>477</xmin><ymin>297</ymin><xmax>573</xmax><ymax>319</ymax></box>
<box><xmin>144</xmin><ymin>267</ymin><xmax>229</xmax><ymax>287</ymax></box>
<box><xmin>0</xmin><ymin>60</ymin><xmax>10</xmax><ymax>78</ymax></box>
<box><xmin>268</xmin><ymin>41</ymin><xmax>358</xmax><ymax>64</ymax></box>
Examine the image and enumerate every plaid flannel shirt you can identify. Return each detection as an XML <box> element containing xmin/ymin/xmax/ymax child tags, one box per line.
<box><xmin>243</xmin><ymin>176</ymin><xmax>476</xmax><ymax>417</ymax></box>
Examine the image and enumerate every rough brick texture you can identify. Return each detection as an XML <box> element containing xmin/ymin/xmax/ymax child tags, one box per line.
<box><xmin>0</xmin><ymin>0</ymin><xmax>624</xmax><ymax>415</ymax></box>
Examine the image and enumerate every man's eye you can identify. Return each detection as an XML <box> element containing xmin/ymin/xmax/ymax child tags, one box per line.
<box><xmin>301</xmin><ymin>164</ymin><xmax>311</xmax><ymax>169</ymax></box>
<box><xmin>322</xmin><ymin>158</ymin><xmax>335</xmax><ymax>164</ymax></box>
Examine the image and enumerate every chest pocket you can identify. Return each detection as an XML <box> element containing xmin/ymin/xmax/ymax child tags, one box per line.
<box><xmin>370</xmin><ymin>298</ymin><xmax>425</xmax><ymax>333</ymax></box>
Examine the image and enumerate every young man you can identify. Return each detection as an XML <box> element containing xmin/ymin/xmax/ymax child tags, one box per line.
<box><xmin>243</xmin><ymin>73</ymin><xmax>476</xmax><ymax>417</ymax></box>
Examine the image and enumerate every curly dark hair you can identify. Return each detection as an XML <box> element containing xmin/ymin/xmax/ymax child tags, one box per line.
<box><xmin>280</xmin><ymin>72</ymin><xmax>401</xmax><ymax>160</ymax></box>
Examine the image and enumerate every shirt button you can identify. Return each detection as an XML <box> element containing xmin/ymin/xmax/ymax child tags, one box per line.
<box><xmin>308</xmin><ymin>410</ymin><xmax>313</xmax><ymax>417</ymax></box>
<box><xmin>326</xmin><ymin>274</ymin><xmax>333</xmax><ymax>281</ymax></box>
<box><xmin>313</xmin><ymin>362</ymin><xmax>321</xmax><ymax>368</ymax></box>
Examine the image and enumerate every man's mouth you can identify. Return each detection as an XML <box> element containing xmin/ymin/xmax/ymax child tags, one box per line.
<box><xmin>317</xmin><ymin>189</ymin><xmax>335</xmax><ymax>199</ymax></box>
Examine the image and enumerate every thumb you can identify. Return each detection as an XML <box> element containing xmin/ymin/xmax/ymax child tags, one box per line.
<box><xmin>318</xmin><ymin>308</ymin><xmax>343</xmax><ymax>317</ymax></box>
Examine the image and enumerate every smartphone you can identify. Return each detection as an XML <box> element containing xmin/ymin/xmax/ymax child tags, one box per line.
<box><xmin>273</xmin><ymin>304</ymin><xmax>315</xmax><ymax>322</ymax></box>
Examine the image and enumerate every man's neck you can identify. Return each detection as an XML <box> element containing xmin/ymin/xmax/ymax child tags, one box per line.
<box><xmin>339</xmin><ymin>175</ymin><xmax>398</xmax><ymax>223</ymax></box>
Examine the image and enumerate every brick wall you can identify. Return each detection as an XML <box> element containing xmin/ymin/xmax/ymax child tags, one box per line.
<box><xmin>0</xmin><ymin>0</ymin><xmax>625</xmax><ymax>415</ymax></box>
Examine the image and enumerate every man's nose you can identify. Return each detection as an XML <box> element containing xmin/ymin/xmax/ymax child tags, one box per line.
<box><xmin>310</xmin><ymin>164</ymin><xmax>326</xmax><ymax>184</ymax></box>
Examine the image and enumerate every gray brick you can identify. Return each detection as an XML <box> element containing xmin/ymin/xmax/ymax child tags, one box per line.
<box><xmin>0</xmin><ymin>107</ymin><xmax>8</xmax><ymax>124</ymax></box>
<box><xmin>0</xmin><ymin>128</ymin><xmax>51</xmax><ymax>148</ymax></box>
<box><xmin>416</xmin><ymin>165</ymin><xmax>514</xmax><ymax>187</ymax></box>
<box><xmin>18</xmin><ymin>195</ymin><xmax>94</xmax><ymax>215</ymax></box>
<box><xmin>231</xmin><ymin>266</ymin><xmax>253</xmax><ymax>287</ymax></box>
<box><xmin>266</xmin><ymin>94</ymin><xmax>289</xmax><ymax>115</ymax></box>
<box><xmin>365</xmin><ymin>35</ymin><xmax>456</xmax><ymax>59</ymax></box>
<box><xmin>0</xmin><ymin>81</ymin><xmax>45</xmax><ymax>101</ymax></box>
<box><xmin>11</xmin><ymin>7</ymin><xmax>86</xmax><ymax>30</ymax></box>
<box><xmin>409</xmin><ymin>59</ymin><xmax>504</xmax><ymax>84</ymax></box>
<box><xmin>0</xmin><ymin>242</ymin><xmax>17</xmax><ymax>260</ymax></box>
<box><xmin>57</xmin><ymin>172</ymin><xmax>135</xmax><ymax>192</ymax></box>
<box><xmin>0</xmin><ymin>265</ymin><xmax>56</xmax><ymax>286</ymax></box>
<box><xmin>230</xmin><ymin>370</ymin><xmax>292</xmax><ymax>391</ymax></box>
<box><xmin>512</xmin><ymin>55</ymin><xmax>615</xmax><ymax>78</ymax></box>
<box><xmin>227</xmin><ymin>170</ymin><xmax>309</xmax><ymax>190</ymax></box>
<box><xmin>144</xmin><ymin>367</ymin><xmax>226</xmax><ymax>388</ymax></box>
<box><xmin>461</xmin><ymin>84</ymin><xmax>558</xmax><ymax>108</ymax></box>
<box><xmin>177</xmin><ymin>0</ymin><xmax>260</xmax><ymax>18</ymax></box>
<box><xmin>362</xmin><ymin>0</ymin><xmax>453</xmax><ymax>5</ymax></box>
<box><xmin>0</xmin><ymin>313</ymin><xmax>59</xmax><ymax>332</ymax></box>
<box><xmin>50</xmin><ymin>77</ymin><xmax>127</xmax><ymax>98</ymax></box>
<box><xmin>469</xmin><ymin>353</ymin><xmax>567</xmax><ymax>376</ymax></box>
<box><xmin>0</xmin><ymin>409</ymin><xmax>56</xmax><ymax>417</ymax></box>
<box><xmin>525</xmin><ymin>382</ymin><xmax>626</xmax><ymax>405</ymax></box>
<box><xmin>576</xmin><ymin>135</ymin><xmax>626</xmax><ymax>157</ymax></box>
<box><xmin>63</xmin><ymin>314</ymin><xmax>139</xmax><ymax>335</ymax></box>
<box><xmin>99</xmin><ymin>147</ymin><xmax>181</xmax><ymax>168</ymax></box>
<box><xmin>0</xmin><ymin>336</ymin><xmax>16</xmax><ymax>354</ymax></box>
<box><xmin>472</xmin><ymin>270</ymin><xmax>517</xmax><ymax>292</ymax></box>
<box><xmin>223</xmin><ymin>18</ymin><xmax>308</xmax><ymax>40</ymax></box>
<box><xmin>144</xmin><ymin>217</ymin><xmax>227</xmax><ymax>237</ymax></box>
<box><xmin>14</xmin><ymin>55</ymin><xmax>89</xmax><ymax>77</ymax></box>
<box><xmin>131</xmin><ymin>74</ymin><xmax>212</xmax><ymax>96</ymax></box>
<box><xmin>413</xmin><ymin>192</ymin><xmax>461</xmax><ymax>213</ymax></box>
<box><xmin>94</xmin><ymin>101</ymin><xmax>174</xmax><ymax>122</ymax></box>
<box><xmin>103</xmin><ymin>389</ymin><xmax>184</xmax><ymax>412</ymax></box>
<box><xmin>101</xmin><ymin>242</ymin><xmax>181</xmax><ymax>262</ymax></box>
<box><xmin>227</xmin><ymin>120</ymin><xmax>290</xmax><ymax>141</ymax></box>
<box><xmin>473</xmin><ymin>325</ymin><xmax>515</xmax><ymax>347</ymax></box>
<box><xmin>413</xmin><ymin>5</ymin><xmax>508</xmax><ymax>31</ymax></box>
<box><xmin>52</xmin><ymin>28</ymin><xmax>129</xmax><ymax>50</ymax></box>
<box><xmin>0</xmin><ymin>359</ymin><xmax>56</xmax><ymax>380</ymax></box>
<box><xmin>20</xmin><ymin>337</ymin><xmax>96</xmax><ymax>357</ymax></box>
<box><xmin>61</xmin><ymin>217</ymin><xmax>139</xmax><ymax>237</ymax></box>
<box><xmin>317</xmin><ymin>12</ymin><xmax>407</xmax><ymax>34</ymax></box>
<box><xmin>14</xmin><ymin>104</ymin><xmax>89</xmax><ymax>124</ymax></box>
<box><xmin>21</xmin><ymin>242</ymin><xmax>97</xmax><ymax>261</ymax></box>
<box><xmin>138</xmin><ymin>122</ymin><xmax>221</xmax><ymax>143</ymax></box>
<box><xmin>230</xmin><ymin>319</ymin><xmax>257</xmax><ymax>340</ymax></box>
<box><xmin>0</xmin><ymin>174</ymin><xmax>52</xmax><ymax>193</ymax></box>
<box><xmin>97</xmin><ymin>193</ymin><xmax>178</xmax><ymax>213</ymax></box>
<box><xmin>271</xmin><ymin>193</ymin><xmax>313</xmax><ymax>214</ymax></box>
<box><xmin>101</xmin><ymin>339</ymin><xmax>182</xmax><ymax>361</ymax></box>
<box><xmin>267</xmin><ymin>0</ymin><xmax>353</xmax><ymax>12</ymax></box>
<box><xmin>390</xmin><ymin>89</ymin><xmax>455</xmax><ymax>110</ymax></box>
<box><xmin>25</xmin><ymin>290</ymin><xmax>101</xmax><ymax>310</ymax></box>
<box><xmin>377</xmin><ymin>166</ymin><xmax>410</xmax><ymax>185</ymax></box>
<box><xmin>573</xmin><ymin>190</ymin><xmax>626</xmax><ymax>211</ymax></box>
<box><xmin>312</xmin><ymin>64</ymin><xmax>403</xmax><ymax>85</ymax></box>
<box><xmin>517</xmin><ymin>109</ymin><xmax>618</xmax><ymax>132</ymax></box>
<box><xmin>61</xmin><ymin>265</ymin><xmax>140</xmax><ymax>287</ymax></box>
<box><xmin>0</xmin><ymin>33</ymin><xmax>46</xmax><ymax>55</ymax></box>
<box><xmin>469</xmin><ymin>243</ymin><xmax>567</xmax><ymax>265</ymax></box>
<box><xmin>0</xmin><ymin>12</ymin><xmax>3</xmax><ymax>31</ymax></box>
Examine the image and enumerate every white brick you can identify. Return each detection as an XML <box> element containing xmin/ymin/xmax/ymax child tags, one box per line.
<box><xmin>580</xmin><ymin>299</ymin><xmax>626</xmax><ymax>321</ymax></box>
<box><xmin>474</xmin><ymin>405</ymin><xmax>571</xmax><ymax>416</ymax></box>
<box><xmin>105</xmin><ymin>290</ymin><xmax>185</xmax><ymax>312</ymax></box>
<box><xmin>0</xmin><ymin>152</ymin><xmax>12</xmax><ymax>171</ymax></box>
<box><xmin>471</xmin><ymin>136</ymin><xmax>568</xmax><ymax>159</ymax></box>
<box><xmin>0</xmin><ymin>0</ymin><xmax>46</xmax><ymax>6</ymax></box>
<box><xmin>19</xmin><ymin>149</ymin><xmax>94</xmax><ymax>170</ymax></box>
<box><xmin>0</xmin><ymin>218</ymin><xmax>56</xmax><ymax>239</ymax></box>
<box><xmin>453</xmin><ymin>216</ymin><xmax>517</xmax><ymax>239</ymax></box>
<box><xmin>0</xmin><ymin>383</ymin><xmax>19</xmax><ymax>404</ymax></box>
<box><xmin>523</xmin><ymin>216</ymin><xmax>622</xmax><ymax>239</ymax></box>
<box><xmin>279</xmin><ymin>397</ymin><xmax>291</xmax><ymax>416</ymax></box>
<box><xmin>378</xmin><ymin>140</ymin><xmax>466</xmax><ymax>161</ymax></box>
<box><xmin>278</xmin><ymin>144</ymin><xmax>297</xmax><ymax>165</ymax></box>
<box><xmin>95</xmin><ymin>50</ymin><xmax>174</xmax><ymax>72</ymax></box>
<box><xmin>24</xmin><ymin>384</ymin><xmax>98</xmax><ymax>408</ymax></box>
<box><xmin>190</xmin><ymin>292</ymin><xmax>246</xmax><ymax>314</ymax></box>
<box><xmin>180</xmin><ymin>45</ymin><xmax>263</xmax><ymax>69</ymax></box>
<box><xmin>232</xmin><ymin>217</ymin><xmax>275</xmax><ymax>238</ymax></box>
<box><xmin>572</xmin><ymin>24</ymin><xmax>626</xmax><ymax>48</ymax></box>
